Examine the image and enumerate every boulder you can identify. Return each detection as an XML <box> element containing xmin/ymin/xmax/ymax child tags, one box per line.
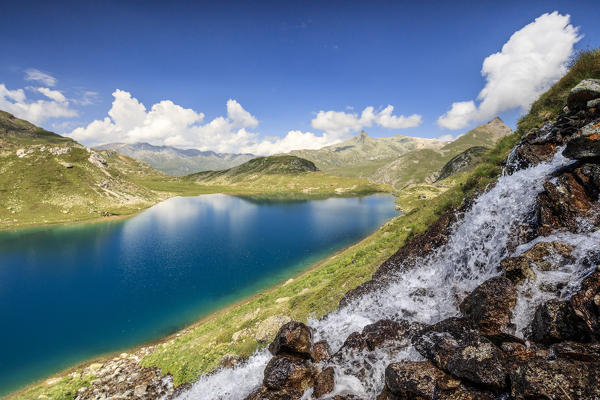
<box><xmin>313</xmin><ymin>367</ymin><xmax>335</xmax><ymax>398</ymax></box>
<box><xmin>549</xmin><ymin>341</ymin><xmax>600</xmax><ymax>362</ymax></box>
<box><xmin>569</xmin><ymin>271</ymin><xmax>600</xmax><ymax>339</ymax></box>
<box><xmin>244</xmin><ymin>386</ymin><xmax>301</xmax><ymax>400</ymax></box>
<box><xmin>566</xmin><ymin>78</ymin><xmax>600</xmax><ymax>110</ymax></box>
<box><xmin>563</xmin><ymin>119</ymin><xmax>600</xmax><ymax>160</ymax></box>
<box><xmin>501</xmin><ymin>241</ymin><xmax>574</xmax><ymax>284</ymax></box>
<box><xmin>268</xmin><ymin>321</ymin><xmax>314</xmax><ymax>360</ymax></box>
<box><xmin>384</xmin><ymin>361</ymin><xmax>461</xmax><ymax>399</ymax></box>
<box><xmin>527</xmin><ymin>299</ymin><xmax>584</xmax><ymax>344</ymax></box>
<box><xmin>459</xmin><ymin>277</ymin><xmax>517</xmax><ymax>335</ymax></box>
<box><xmin>313</xmin><ymin>340</ymin><xmax>332</xmax><ymax>363</ymax></box>
<box><xmin>535</xmin><ymin>165</ymin><xmax>600</xmax><ymax>236</ymax></box>
<box><xmin>510</xmin><ymin>358</ymin><xmax>600</xmax><ymax>400</ymax></box>
<box><xmin>262</xmin><ymin>356</ymin><xmax>315</xmax><ymax>392</ymax></box>
<box><xmin>412</xmin><ymin>318</ymin><xmax>507</xmax><ymax>391</ymax></box>
<box><xmin>361</xmin><ymin>319</ymin><xmax>411</xmax><ymax>351</ymax></box>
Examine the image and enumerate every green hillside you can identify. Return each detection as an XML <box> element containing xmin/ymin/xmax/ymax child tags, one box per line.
<box><xmin>180</xmin><ymin>154</ymin><xmax>387</xmax><ymax>198</ymax></box>
<box><xmin>0</xmin><ymin>112</ymin><xmax>166</xmax><ymax>230</ymax></box>
<box><xmin>371</xmin><ymin>117</ymin><xmax>512</xmax><ymax>188</ymax></box>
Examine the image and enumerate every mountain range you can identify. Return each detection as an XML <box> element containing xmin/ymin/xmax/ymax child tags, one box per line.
<box><xmin>95</xmin><ymin>142</ymin><xmax>255</xmax><ymax>176</ymax></box>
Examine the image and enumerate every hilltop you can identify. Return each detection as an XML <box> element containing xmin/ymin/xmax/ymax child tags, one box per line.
<box><xmin>96</xmin><ymin>142</ymin><xmax>254</xmax><ymax>176</ymax></box>
<box><xmin>288</xmin><ymin>118</ymin><xmax>511</xmax><ymax>188</ymax></box>
<box><xmin>0</xmin><ymin>112</ymin><xmax>170</xmax><ymax>230</ymax></box>
<box><xmin>181</xmin><ymin>155</ymin><xmax>385</xmax><ymax>198</ymax></box>
<box><xmin>370</xmin><ymin>117</ymin><xmax>512</xmax><ymax>187</ymax></box>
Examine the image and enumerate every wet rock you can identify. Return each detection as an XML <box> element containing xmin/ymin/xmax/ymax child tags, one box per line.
<box><xmin>336</xmin><ymin>331</ymin><xmax>368</xmax><ymax>354</ymax></box>
<box><xmin>313</xmin><ymin>367</ymin><xmax>335</xmax><ymax>398</ymax></box>
<box><xmin>269</xmin><ymin>321</ymin><xmax>314</xmax><ymax>359</ymax></box>
<box><xmin>501</xmin><ymin>241</ymin><xmax>574</xmax><ymax>284</ymax></box>
<box><xmin>549</xmin><ymin>341</ymin><xmax>600</xmax><ymax>362</ymax></box>
<box><xmin>569</xmin><ymin>271</ymin><xmax>600</xmax><ymax>339</ymax></box>
<box><xmin>263</xmin><ymin>356</ymin><xmax>315</xmax><ymax>392</ymax></box>
<box><xmin>564</xmin><ymin>119</ymin><xmax>600</xmax><ymax>160</ymax></box>
<box><xmin>244</xmin><ymin>386</ymin><xmax>301</xmax><ymax>400</ymax></box>
<box><xmin>535</xmin><ymin>164</ymin><xmax>600</xmax><ymax>236</ymax></box>
<box><xmin>384</xmin><ymin>361</ymin><xmax>461</xmax><ymax>399</ymax></box>
<box><xmin>527</xmin><ymin>299</ymin><xmax>584</xmax><ymax>344</ymax></box>
<box><xmin>566</xmin><ymin>78</ymin><xmax>600</xmax><ymax>110</ymax></box>
<box><xmin>313</xmin><ymin>340</ymin><xmax>332</xmax><ymax>363</ymax></box>
<box><xmin>361</xmin><ymin>319</ymin><xmax>411</xmax><ymax>351</ymax></box>
<box><xmin>459</xmin><ymin>277</ymin><xmax>517</xmax><ymax>335</ymax></box>
<box><xmin>413</xmin><ymin>318</ymin><xmax>507</xmax><ymax>391</ymax></box>
<box><xmin>256</xmin><ymin>315</ymin><xmax>292</xmax><ymax>344</ymax></box>
<box><xmin>500</xmin><ymin>342</ymin><xmax>536</xmax><ymax>362</ymax></box>
<box><xmin>510</xmin><ymin>358</ymin><xmax>600</xmax><ymax>400</ymax></box>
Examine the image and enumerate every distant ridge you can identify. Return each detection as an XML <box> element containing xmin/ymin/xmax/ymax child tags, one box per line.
<box><xmin>96</xmin><ymin>142</ymin><xmax>255</xmax><ymax>176</ymax></box>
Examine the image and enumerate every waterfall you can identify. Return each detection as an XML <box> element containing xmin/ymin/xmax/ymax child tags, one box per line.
<box><xmin>177</xmin><ymin>147</ymin><xmax>599</xmax><ymax>399</ymax></box>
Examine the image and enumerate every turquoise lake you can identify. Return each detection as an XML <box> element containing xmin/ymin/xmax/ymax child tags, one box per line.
<box><xmin>0</xmin><ymin>194</ymin><xmax>397</xmax><ymax>395</ymax></box>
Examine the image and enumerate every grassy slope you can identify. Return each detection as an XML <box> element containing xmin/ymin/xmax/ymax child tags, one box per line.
<box><xmin>9</xmin><ymin>49</ymin><xmax>600</xmax><ymax>399</ymax></box>
<box><xmin>370</xmin><ymin>118</ymin><xmax>512</xmax><ymax>188</ymax></box>
<box><xmin>0</xmin><ymin>112</ymin><xmax>166</xmax><ymax>230</ymax></box>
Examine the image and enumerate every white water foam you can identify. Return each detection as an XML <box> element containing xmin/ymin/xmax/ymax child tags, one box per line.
<box><xmin>177</xmin><ymin>148</ymin><xmax>599</xmax><ymax>399</ymax></box>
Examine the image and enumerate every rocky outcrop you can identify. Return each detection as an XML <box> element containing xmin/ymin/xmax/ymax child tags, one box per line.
<box><xmin>501</xmin><ymin>241</ymin><xmax>574</xmax><ymax>284</ymax></box>
<box><xmin>268</xmin><ymin>321</ymin><xmax>314</xmax><ymax>360</ymax></box>
<box><xmin>459</xmin><ymin>277</ymin><xmax>517</xmax><ymax>336</ymax></box>
<box><xmin>534</xmin><ymin>162</ymin><xmax>600</xmax><ymax>235</ymax></box>
<box><xmin>566</xmin><ymin>78</ymin><xmax>600</xmax><ymax>110</ymax></box>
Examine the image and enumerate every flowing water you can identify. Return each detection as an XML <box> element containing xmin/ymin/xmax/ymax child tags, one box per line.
<box><xmin>180</xmin><ymin>149</ymin><xmax>600</xmax><ymax>399</ymax></box>
<box><xmin>0</xmin><ymin>194</ymin><xmax>397</xmax><ymax>395</ymax></box>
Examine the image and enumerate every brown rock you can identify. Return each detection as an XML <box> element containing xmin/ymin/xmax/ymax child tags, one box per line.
<box><xmin>510</xmin><ymin>358</ymin><xmax>600</xmax><ymax>400</ymax></box>
<box><xmin>570</xmin><ymin>271</ymin><xmax>600</xmax><ymax>339</ymax></box>
<box><xmin>269</xmin><ymin>321</ymin><xmax>314</xmax><ymax>360</ymax></box>
<box><xmin>313</xmin><ymin>367</ymin><xmax>335</xmax><ymax>398</ymax></box>
<box><xmin>501</xmin><ymin>241</ymin><xmax>574</xmax><ymax>284</ymax></box>
<box><xmin>527</xmin><ymin>299</ymin><xmax>584</xmax><ymax>344</ymax></box>
<box><xmin>313</xmin><ymin>340</ymin><xmax>332</xmax><ymax>363</ymax></box>
<box><xmin>564</xmin><ymin>120</ymin><xmax>600</xmax><ymax>160</ymax></box>
<box><xmin>384</xmin><ymin>361</ymin><xmax>461</xmax><ymax>399</ymax></box>
<box><xmin>459</xmin><ymin>277</ymin><xmax>517</xmax><ymax>335</ymax></box>
<box><xmin>361</xmin><ymin>319</ymin><xmax>411</xmax><ymax>351</ymax></box>
<box><xmin>535</xmin><ymin>165</ymin><xmax>600</xmax><ymax>236</ymax></box>
<box><xmin>549</xmin><ymin>341</ymin><xmax>600</xmax><ymax>362</ymax></box>
<box><xmin>263</xmin><ymin>356</ymin><xmax>315</xmax><ymax>392</ymax></box>
<box><xmin>412</xmin><ymin>318</ymin><xmax>507</xmax><ymax>391</ymax></box>
<box><xmin>244</xmin><ymin>386</ymin><xmax>301</xmax><ymax>400</ymax></box>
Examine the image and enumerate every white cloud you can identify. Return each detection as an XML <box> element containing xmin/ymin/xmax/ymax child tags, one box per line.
<box><xmin>438</xmin><ymin>11</ymin><xmax>582</xmax><ymax>130</ymax></box>
<box><xmin>0</xmin><ymin>83</ymin><xmax>77</xmax><ymax>124</ymax></box>
<box><xmin>24</xmin><ymin>68</ymin><xmax>57</xmax><ymax>87</ymax></box>
<box><xmin>69</xmin><ymin>90</ymin><xmax>362</xmax><ymax>155</ymax></box>
<box><xmin>311</xmin><ymin>105</ymin><xmax>421</xmax><ymax>137</ymax></box>
<box><xmin>37</xmin><ymin>87</ymin><xmax>67</xmax><ymax>103</ymax></box>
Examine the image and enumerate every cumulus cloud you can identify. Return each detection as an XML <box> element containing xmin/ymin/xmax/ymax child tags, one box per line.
<box><xmin>438</xmin><ymin>11</ymin><xmax>582</xmax><ymax>130</ymax></box>
<box><xmin>0</xmin><ymin>83</ymin><xmax>77</xmax><ymax>124</ymax></box>
<box><xmin>69</xmin><ymin>89</ymin><xmax>330</xmax><ymax>155</ymax></box>
<box><xmin>69</xmin><ymin>90</ymin><xmax>422</xmax><ymax>155</ymax></box>
<box><xmin>24</xmin><ymin>68</ymin><xmax>57</xmax><ymax>87</ymax></box>
<box><xmin>312</xmin><ymin>105</ymin><xmax>422</xmax><ymax>136</ymax></box>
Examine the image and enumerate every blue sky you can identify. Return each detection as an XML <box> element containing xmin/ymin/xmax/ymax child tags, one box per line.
<box><xmin>0</xmin><ymin>1</ymin><xmax>598</xmax><ymax>154</ymax></box>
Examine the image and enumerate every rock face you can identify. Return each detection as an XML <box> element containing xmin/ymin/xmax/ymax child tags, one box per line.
<box><xmin>535</xmin><ymin>162</ymin><xmax>600</xmax><ymax>235</ymax></box>
<box><xmin>566</xmin><ymin>78</ymin><xmax>600</xmax><ymax>110</ymax></box>
<box><xmin>564</xmin><ymin>120</ymin><xmax>600</xmax><ymax>159</ymax></box>
<box><xmin>510</xmin><ymin>358</ymin><xmax>600</xmax><ymax>399</ymax></box>
<box><xmin>569</xmin><ymin>271</ymin><xmax>600</xmax><ymax>340</ymax></box>
<box><xmin>413</xmin><ymin>318</ymin><xmax>507</xmax><ymax>391</ymax></box>
<box><xmin>459</xmin><ymin>277</ymin><xmax>517</xmax><ymax>335</ymax></box>
<box><xmin>501</xmin><ymin>241</ymin><xmax>574</xmax><ymax>284</ymax></box>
